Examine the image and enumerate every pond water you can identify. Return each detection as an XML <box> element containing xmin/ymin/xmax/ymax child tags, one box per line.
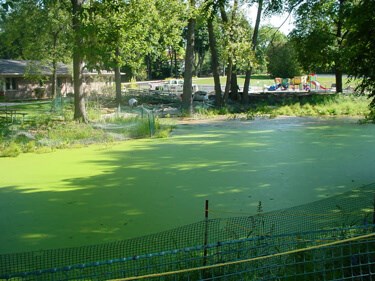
<box><xmin>0</xmin><ymin>117</ymin><xmax>374</xmax><ymax>253</ymax></box>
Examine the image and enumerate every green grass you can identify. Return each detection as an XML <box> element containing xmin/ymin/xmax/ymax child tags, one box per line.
<box><xmin>193</xmin><ymin>74</ymin><xmax>274</xmax><ymax>87</ymax></box>
<box><xmin>269</xmin><ymin>95</ymin><xmax>370</xmax><ymax>117</ymax></box>
<box><xmin>193</xmin><ymin>94</ymin><xmax>371</xmax><ymax>120</ymax></box>
<box><xmin>193</xmin><ymin>74</ymin><xmax>358</xmax><ymax>89</ymax></box>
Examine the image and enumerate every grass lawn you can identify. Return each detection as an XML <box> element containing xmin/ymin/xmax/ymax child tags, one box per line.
<box><xmin>193</xmin><ymin>74</ymin><xmax>357</xmax><ymax>89</ymax></box>
<box><xmin>1</xmin><ymin>117</ymin><xmax>375</xmax><ymax>254</ymax></box>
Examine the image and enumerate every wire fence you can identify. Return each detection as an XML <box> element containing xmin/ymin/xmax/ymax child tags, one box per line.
<box><xmin>0</xmin><ymin>183</ymin><xmax>374</xmax><ymax>281</ymax></box>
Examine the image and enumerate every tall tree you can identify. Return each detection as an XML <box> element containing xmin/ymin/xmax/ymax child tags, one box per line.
<box><xmin>182</xmin><ymin>0</ymin><xmax>196</xmax><ymax>116</ymax></box>
<box><xmin>203</xmin><ymin>0</ymin><xmax>224</xmax><ymax>107</ymax></box>
<box><xmin>150</xmin><ymin>0</ymin><xmax>187</xmax><ymax>79</ymax></box>
<box><xmin>0</xmin><ymin>0</ymin><xmax>71</xmax><ymax>98</ymax></box>
<box><xmin>242</xmin><ymin>0</ymin><xmax>291</xmax><ymax>102</ymax></box>
<box><xmin>71</xmin><ymin>0</ymin><xmax>87</xmax><ymax>122</ymax></box>
<box><xmin>84</xmin><ymin>0</ymin><xmax>159</xmax><ymax>105</ymax></box>
<box><xmin>193</xmin><ymin>16</ymin><xmax>210</xmax><ymax>77</ymax></box>
<box><xmin>267</xmin><ymin>40</ymin><xmax>302</xmax><ymax>78</ymax></box>
<box><xmin>42</xmin><ymin>0</ymin><xmax>72</xmax><ymax>99</ymax></box>
<box><xmin>290</xmin><ymin>0</ymin><xmax>350</xmax><ymax>93</ymax></box>
<box><xmin>242</xmin><ymin>0</ymin><xmax>263</xmax><ymax>103</ymax></box>
<box><xmin>346</xmin><ymin>0</ymin><xmax>375</xmax><ymax>120</ymax></box>
<box><xmin>220</xmin><ymin>0</ymin><xmax>237</xmax><ymax>103</ymax></box>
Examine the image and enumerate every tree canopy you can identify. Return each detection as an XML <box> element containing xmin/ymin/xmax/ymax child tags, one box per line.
<box><xmin>0</xmin><ymin>0</ymin><xmax>375</xmax><ymax>118</ymax></box>
<box><xmin>290</xmin><ymin>0</ymin><xmax>351</xmax><ymax>93</ymax></box>
<box><xmin>345</xmin><ymin>0</ymin><xmax>375</xmax><ymax>118</ymax></box>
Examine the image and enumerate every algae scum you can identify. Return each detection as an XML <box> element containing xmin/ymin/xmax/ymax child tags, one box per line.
<box><xmin>0</xmin><ymin>117</ymin><xmax>374</xmax><ymax>253</ymax></box>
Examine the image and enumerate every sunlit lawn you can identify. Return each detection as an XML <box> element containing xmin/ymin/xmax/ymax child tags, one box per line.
<box><xmin>193</xmin><ymin>74</ymin><xmax>358</xmax><ymax>89</ymax></box>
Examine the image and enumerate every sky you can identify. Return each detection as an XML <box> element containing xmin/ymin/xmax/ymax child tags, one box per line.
<box><xmin>244</xmin><ymin>4</ymin><xmax>295</xmax><ymax>35</ymax></box>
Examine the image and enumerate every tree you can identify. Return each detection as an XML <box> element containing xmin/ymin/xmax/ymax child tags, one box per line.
<box><xmin>71</xmin><ymin>0</ymin><xmax>87</xmax><ymax>122</ymax></box>
<box><xmin>182</xmin><ymin>0</ymin><xmax>195</xmax><ymax>116</ymax></box>
<box><xmin>40</xmin><ymin>0</ymin><xmax>72</xmax><ymax>99</ymax></box>
<box><xmin>83</xmin><ymin>0</ymin><xmax>159</xmax><ymax>105</ymax></box>
<box><xmin>84</xmin><ymin>0</ymin><xmax>186</xmax><ymax>104</ymax></box>
<box><xmin>193</xmin><ymin>16</ymin><xmax>210</xmax><ymax>77</ymax></box>
<box><xmin>1</xmin><ymin>0</ymin><xmax>86</xmax><ymax>121</ymax></box>
<box><xmin>290</xmin><ymin>0</ymin><xmax>350</xmax><ymax>93</ymax></box>
<box><xmin>220</xmin><ymin>0</ymin><xmax>238</xmax><ymax>103</ymax></box>
<box><xmin>242</xmin><ymin>0</ymin><xmax>290</xmax><ymax>103</ymax></box>
<box><xmin>151</xmin><ymin>0</ymin><xmax>187</xmax><ymax>79</ymax></box>
<box><xmin>205</xmin><ymin>0</ymin><xmax>253</xmax><ymax>104</ymax></box>
<box><xmin>243</xmin><ymin>0</ymin><xmax>263</xmax><ymax>103</ymax></box>
<box><xmin>267</xmin><ymin>40</ymin><xmax>302</xmax><ymax>78</ymax></box>
<box><xmin>251</xmin><ymin>25</ymin><xmax>281</xmax><ymax>74</ymax></box>
<box><xmin>0</xmin><ymin>0</ymin><xmax>71</xmax><ymax>98</ymax></box>
<box><xmin>345</xmin><ymin>0</ymin><xmax>375</xmax><ymax>120</ymax></box>
<box><xmin>203</xmin><ymin>0</ymin><xmax>224</xmax><ymax>107</ymax></box>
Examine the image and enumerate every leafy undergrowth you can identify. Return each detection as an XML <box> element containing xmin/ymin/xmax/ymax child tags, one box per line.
<box><xmin>0</xmin><ymin>115</ymin><xmax>174</xmax><ymax>157</ymax></box>
<box><xmin>195</xmin><ymin>94</ymin><xmax>372</xmax><ymax>121</ymax></box>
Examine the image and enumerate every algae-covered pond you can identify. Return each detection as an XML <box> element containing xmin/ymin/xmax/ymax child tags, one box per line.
<box><xmin>0</xmin><ymin>117</ymin><xmax>374</xmax><ymax>254</ymax></box>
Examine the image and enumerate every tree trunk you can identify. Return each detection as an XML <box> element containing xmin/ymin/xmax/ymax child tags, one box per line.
<box><xmin>335</xmin><ymin>68</ymin><xmax>343</xmax><ymax>93</ymax></box>
<box><xmin>115</xmin><ymin>65</ymin><xmax>122</xmax><ymax>105</ymax></box>
<box><xmin>174</xmin><ymin>49</ymin><xmax>178</xmax><ymax>78</ymax></box>
<box><xmin>207</xmin><ymin>18</ymin><xmax>223</xmax><ymax>107</ymax></box>
<box><xmin>71</xmin><ymin>0</ymin><xmax>87</xmax><ymax>123</ymax></box>
<box><xmin>182</xmin><ymin>0</ymin><xmax>195</xmax><ymax>116</ymax></box>
<box><xmin>168</xmin><ymin>46</ymin><xmax>173</xmax><ymax>77</ymax></box>
<box><xmin>335</xmin><ymin>0</ymin><xmax>345</xmax><ymax>93</ymax></box>
<box><xmin>193</xmin><ymin>51</ymin><xmax>199</xmax><ymax>77</ymax></box>
<box><xmin>197</xmin><ymin>52</ymin><xmax>205</xmax><ymax>77</ymax></box>
<box><xmin>223</xmin><ymin>59</ymin><xmax>232</xmax><ymax>103</ymax></box>
<box><xmin>51</xmin><ymin>33</ymin><xmax>58</xmax><ymax>100</ymax></box>
<box><xmin>243</xmin><ymin>69</ymin><xmax>251</xmax><ymax>104</ymax></box>
<box><xmin>221</xmin><ymin>0</ymin><xmax>238</xmax><ymax>104</ymax></box>
<box><xmin>243</xmin><ymin>0</ymin><xmax>263</xmax><ymax>103</ymax></box>
<box><xmin>231</xmin><ymin>66</ymin><xmax>239</xmax><ymax>100</ymax></box>
<box><xmin>219</xmin><ymin>4</ymin><xmax>230</xmax><ymax>104</ymax></box>
<box><xmin>115</xmin><ymin>48</ymin><xmax>122</xmax><ymax>105</ymax></box>
<box><xmin>51</xmin><ymin>60</ymin><xmax>57</xmax><ymax>99</ymax></box>
<box><xmin>146</xmin><ymin>55</ymin><xmax>151</xmax><ymax>80</ymax></box>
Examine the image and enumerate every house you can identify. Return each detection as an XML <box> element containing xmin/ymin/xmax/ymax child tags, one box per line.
<box><xmin>0</xmin><ymin>59</ymin><xmax>115</xmax><ymax>101</ymax></box>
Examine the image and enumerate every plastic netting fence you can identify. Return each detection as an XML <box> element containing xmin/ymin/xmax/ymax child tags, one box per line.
<box><xmin>1</xmin><ymin>183</ymin><xmax>374</xmax><ymax>281</ymax></box>
<box><xmin>139</xmin><ymin>106</ymin><xmax>156</xmax><ymax>137</ymax></box>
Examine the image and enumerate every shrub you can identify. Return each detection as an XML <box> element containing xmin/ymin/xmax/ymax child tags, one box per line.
<box><xmin>23</xmin><ymin>141</ymin><xmax>37</xmax><ymax>153</ymax></box>
<box><xmin>0</xmin><ymin>142</ymin><xmax>21</xmax><ymax>157</ymax></box>
<box><xmin>218</xmin><ymin>107</ymin><xmax>230</xmax><ymax>115</ymax></box>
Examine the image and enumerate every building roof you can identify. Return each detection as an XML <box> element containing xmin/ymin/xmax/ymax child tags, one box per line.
<box><xmin>0</xmin><ymin>59</ymin><xmax>115</xmax><ymax>77</ymax></box>
<box><xmin>0</xmin><ymin>59</ymin><xmax>71</xmax><ymax>77</ymax></box>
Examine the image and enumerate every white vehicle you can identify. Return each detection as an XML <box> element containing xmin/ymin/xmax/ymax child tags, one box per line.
<box><xmin>149</xmin><ymin>79</ymin><xmax>198</xmax><ymax>93</ymax></box>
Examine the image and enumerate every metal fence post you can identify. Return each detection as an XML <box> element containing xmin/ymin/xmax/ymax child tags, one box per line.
<box><xmin>203</xmin><ymin>200</ymin><xmax>209</xmax><ymax>266</ymax></box>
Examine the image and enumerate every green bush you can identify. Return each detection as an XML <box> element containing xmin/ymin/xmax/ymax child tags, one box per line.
<box><xmin>218</xmin><ymin>107</ymin><xmax>230</xmax><ymax>115</ymax></box>
<box><xmin>22</xmin><ymin>140</ymin><xmax>37</xmax><ymax>153</ymax></box>
<box><xmin>128</xmin><ymin>118</ymin><xmax>154</xmax><ymax>138</ymax></box>
<box><xmin>0</xmin><ymin>142</ymin><xmax>21</xmax><ymax>157</ymax></box>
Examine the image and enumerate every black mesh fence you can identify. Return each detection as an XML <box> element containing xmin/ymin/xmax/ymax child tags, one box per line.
<box><xmin>0</xmin><ymin>183</ymin><xmax>374</xmax><ymax>281</ymax></box>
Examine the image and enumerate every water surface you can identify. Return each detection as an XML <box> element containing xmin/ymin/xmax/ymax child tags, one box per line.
<box><xmin>0</xmin><ymin>117</ymin><xmax>374</xmax><ymax>253</ymax></box>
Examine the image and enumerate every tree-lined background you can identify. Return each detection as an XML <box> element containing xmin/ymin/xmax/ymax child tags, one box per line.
<box><xmin>0</xmin><ymin>0</ymin><xmax>374</xmax><ymax>120</ymax></box>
